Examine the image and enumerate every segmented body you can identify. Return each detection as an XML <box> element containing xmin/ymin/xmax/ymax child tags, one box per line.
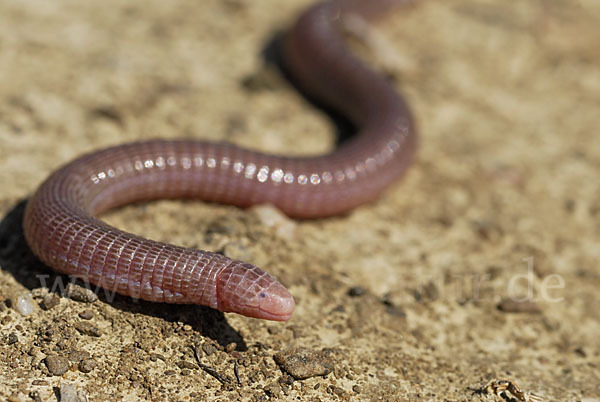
<box><xmin>23</xmin><ymin>0</ymin><xmax>417</xmax><ymax>321</ymax></box>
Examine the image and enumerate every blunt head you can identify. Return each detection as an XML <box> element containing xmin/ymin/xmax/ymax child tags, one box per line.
<box><xmin>216</xmin><ymin>262</ymin><xmax>295</xmax><ymax>321</ymax></box>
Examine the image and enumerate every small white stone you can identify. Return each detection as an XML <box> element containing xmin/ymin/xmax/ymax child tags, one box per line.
<box><xmin>13</xmin><ymin>293</ymin><xmax>35</xmax><ymax>316</ymax></box>
<box><xmin>251</xmin><ymin>204</ymin><xmax>297</xmax><ymax>241</ymax></box>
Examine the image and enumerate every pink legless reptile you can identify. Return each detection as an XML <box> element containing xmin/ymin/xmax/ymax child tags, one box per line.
<box><xmin>23</xmin><ymin>0</ymin><xmax>417</xmax><ymax>321</ymax></box>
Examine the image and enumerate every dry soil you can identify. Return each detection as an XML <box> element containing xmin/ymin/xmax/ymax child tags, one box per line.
<box><xmin>1</xmin><ymin>0</ymin><xmax>599</xmax><ymax>401</ymax></box>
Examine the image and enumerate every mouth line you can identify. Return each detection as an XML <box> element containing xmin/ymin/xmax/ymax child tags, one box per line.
<box><xmin>236</xmin><ymin>302</ymin><xmax>293</xmax><ymax>321</ymax></box>
<box><xmin>258</xmin><ymin>307</ymin><xmax>293</xmax><ymax>321</ymax></box>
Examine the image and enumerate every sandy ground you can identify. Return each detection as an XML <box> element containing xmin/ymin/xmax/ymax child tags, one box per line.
<box><xmin>1</xmin><ymin>0</ymin><xmax>599</xmax><ymax>400</ymax></box>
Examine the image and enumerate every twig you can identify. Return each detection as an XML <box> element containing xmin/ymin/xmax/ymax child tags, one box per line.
<box><xmin>192</xmin><ymin>345</ymin><xmax>232</xmax><ymax>385</ymax></box>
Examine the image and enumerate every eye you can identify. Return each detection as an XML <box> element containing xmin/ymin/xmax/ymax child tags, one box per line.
<box><xmin>259</xmin><ymin>292</ymin><xmax>266</xmax><ymax>298</ymax></box>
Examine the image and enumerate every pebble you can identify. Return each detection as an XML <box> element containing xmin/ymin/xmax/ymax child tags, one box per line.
<box><xmin>176</xmin><ymin>360</ymin><xmax>197</xmax><ymax>370</ymax></box>
<box><xmin>149</xmin><ymin>353</ymin><xmax>165</xmax><ymax>362</ymax></box>
<box><xmin>12</xmin><ymin>293</ymin><xmax>35</xmax><ymax>316</ymax></box>
<box><xmin>59</xmin><ymin>381</ymin><xmax>88</xmax><ymax>402</ymax></box>
<box><xmin>7</xmin><ymin>332</ymin><xmax>18</xmax><ymax>345</ymax></box>
<box><xmin>497</xmin><ymin>299</ymin><xmax>541</xmax><ymax>314</ymax></box>
<box><xmin>202</xmin><ymin>343</ymin><xmax>217</xmax><ymax>356</ymax></box>
<box><xmin>328</xmin><ymin>385</ymin><xmax>346</xmax><ymax>397</ymax></box>
<box><xmin>78</xmin><ymin>310</ymin><xmax>93</xmax><ymax>320</ymax></box>
<box><xmin>273</xmin><ymin>347</ymin><xmax>334</xmax><ymax>380</ymax></box>
<box><xmin>74</xmin><ymin>321</ymin><xmax>101</xmax><ymax>337</ymax></box>
<box><xmin>65</xmin><ymin>283</ymin><xmax>98</xmax><ymax>303</ymax></box>
<box><xmin>386</xmin><ymin>305</ymin><xmax>407</xmax><ymax>318</ymax></box>
<box><xmin>251</xmin><ymin>204</ymin><xmax>297</xmax><ymax>240</ymax></box>
<box><xmin>574</xmin><ymin>347</ymin><xmax>586</xmax><ymax>358</ymax></box>
<box><xmin>67</xmin><ymin>349</ymin><xmax>90</xmax><ymax>363</ymax></box>
<box><xmin>78</xmin><ymin>358</ymin><xmax>97</xmax><ymax>373</ymax></box>
<box><xmin>348</xmin><ymin>286</ymin><xmax>366</xmax><ymax>297</ymax></box>
<box><xmin>40</xmin><ymin>293</ymin><xmax>60</xmax><ymax>310</ymax></box>
<box><xmin>30</xmin><ymin>349</ymin><xmax>46</xmax><ymax>367</ymax></box>
<box><xmin>263</xmin><ymin>383</ymin><xmax>282</xmax><ymax>398</ymax></box>
<box><xmin>45</xmin><ymin>355</ymin><xmax>70</xmax><ymax>376</ymax></box>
